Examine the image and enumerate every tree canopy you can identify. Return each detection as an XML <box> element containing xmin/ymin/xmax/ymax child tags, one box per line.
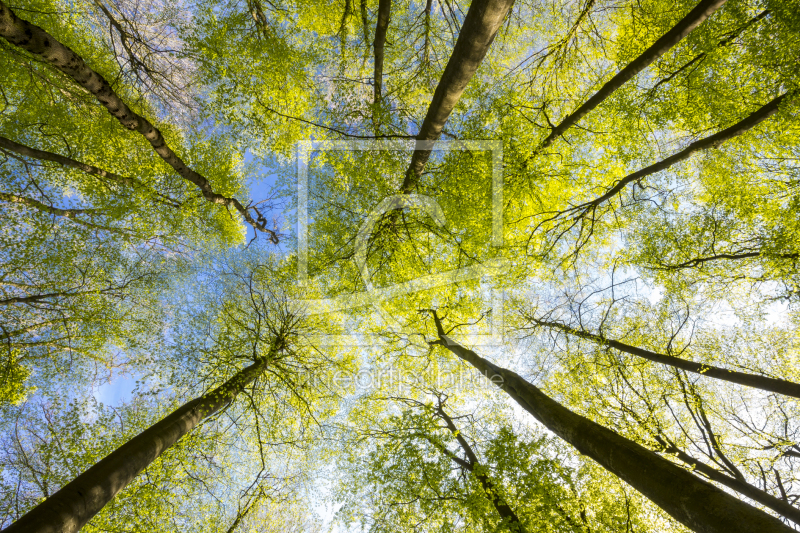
<box><xmin>0</xmin><ymin>0</ymin><xmax>799</xmax><ymax>531</ymax></box>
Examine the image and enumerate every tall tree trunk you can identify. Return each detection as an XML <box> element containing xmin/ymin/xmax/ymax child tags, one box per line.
<box><xmin>372</xmin><ymin>0</ymin><xmax>391</xmax><ymax>129</ymax></box>
<box><xmin>0</xmin><ymin>135</ymin><xmax>180</xmax><ymax>206</ymax></box>
<box><xmin>428</xmin><ymin>311</ymin><xmax>793</xmax><ymax>533</ymax></box>
<box><xmin>434</xmin><ymin>404</ymin><xmax>529</xmax><ymax>532</ymax></box>
<box><xmin>654</xmin><ymin>250</ymin><xmax>800</xmax><ymax>270</ymax></box>
<box><xmin>535</xmin><ymin>0</ymin><xmax>727</xmax><ymax>152</ymax></box>
<box><xmin>0</xmin><ymin>191</ymin><xmax>137</xmax><ymax>235</ymax></box>
<box><xmin>531</xmin><ymin>318</ymin><xmax>800</xmax><ymax>399</ymax></box>
<box><xmin>3</xmin><ymin>358</ymin><xmax>271</xmax><ymax>533</ymax></box>
<box><xmin>422</xmin><ymin>0</ymin><xmax>433</xmax><ymax>66</ymax></box>
<box><xmin>0</xmin><ymin>2</ymin><xmax>278</xmax><ymax>243</ymax></box>
<box><xmin>360</xmin><ymin>0</ymin><xmax>369</xmax><ymax>47</ymax></box>
<box><xmin>647</xmin><ymin>9</ymin><xmax>771</xmax><ymax>96</ymax></box>
<box><xmin>400</xmin><ymin>0</ymin><xmax>515</xmax><ymax>192</ymax></box>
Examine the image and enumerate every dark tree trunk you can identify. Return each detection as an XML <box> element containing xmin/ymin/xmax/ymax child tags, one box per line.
<box><xmin>400</xmin><ymin>0</ymin><xmax>515</xmax><ymax>192</ymax></box>
<box><xmin>0</xmin><ymin>135</ymin><xmax>182</xmax><ymax>208</ymax></box>
<box><xmin>536</xmin><ymin>0</ymin><xmax>727</xmax><ymax>152</ymax></box>
<box><xmin>373</xmin><ymin>0</ymin><xmax>391</xmax><ymax>113</ymax></box>
<box><xmin>3</xmin><ymin>359</ymin><xmax>270</xmax><ymax>533</ymax></box>
<box><xmin>434</xmin><ymin>405</ymin><xmax>528</xmax><ymax>531</ymax></box>
<box><xmin>428</xmin><ymin>311</ymin><xmax>793</xmax><ymax>533</ymax></box>
<box><xmin>575</xmin><ymin>91</ymin><xmax>792</xmax><ymax>212</ymax></box>
<box><xmin>0</xmin><ymin>2</ymin><xmax>278</xmax><ymax>242</ymax></box>
<box><xmin>532</xmin><ymin>318</ymin><xmax>800</xmax><ymax>399</ymax></box>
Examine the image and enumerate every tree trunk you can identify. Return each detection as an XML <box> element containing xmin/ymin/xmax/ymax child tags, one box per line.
<box><xmin>574</xmin><ymin>90</ymin><xmax>792</xmax><ymax>212</ymax></box>
<box><xmin>647</xmin><ymin>9</ymin><xmax>770</xmax><ymax>97</ymax></box>
<box><xmin>434</xmin><ymin>405</ymin><xmax>529</xmax><ymax>532</ymax></box>
<box><xmin>535</xmin><ymin>0</ymin><xmax>727</xmax><ymax>152</ymax></box>
<box><xmin>400</xmin><ymin>0</ymin><xmax>515</xmax><ymax>192</ymax></box>
<box><xmin>0</xmin><ymin>2</ymin><xmax>278</xmax><ymax>243</ymax></box>
<box><xmin>373</xmin><ymin>0</ymin><xmax>391</xmax><ymax>112</ymax></box>
<box><xmin>0</xmin><ymin>135</ymin><xmax>182</xmax><ymax>208</ymax></box>
<box><xmin>2</xmin><ymin>359</ymin><xmax>270</xmax><ymax>533</ymax></box>
<box><xmin>428</xmin><ymin>311</ymin><xmax>793</xmax><ymax>533</ymax></box>
<box><xmin>532</xmin><ymin>318</ymin><xmax>800</xmax><ymax>399</ymax></box>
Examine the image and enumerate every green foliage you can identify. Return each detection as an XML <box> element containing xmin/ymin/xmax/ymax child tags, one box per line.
<box><xmin>1</xmin><ymin>0</ymin><xmax>800</xmax><ymax>530</ymax></box>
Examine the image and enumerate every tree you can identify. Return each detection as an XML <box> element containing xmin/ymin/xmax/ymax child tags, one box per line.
<box><xmin>2</xmin><ymin>0</ymin><xmax>799</xmax><ymax>530</ymax></box>
<box><xmin>427</xmin><ymin>309</ymin><xmax>794</xmax><ymax>533</ymax></box>
<box><xmin>337</xmin><ymin>391</ymin><xmax>649</xmax><ymax>532</ymax></box>
<box><xmin>2</xmin><ymin>251</ymin><xmax>351</xmax><ymax>533</ymax></box>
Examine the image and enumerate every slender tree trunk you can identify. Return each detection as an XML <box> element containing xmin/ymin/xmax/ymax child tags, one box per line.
<box><xmin>653</xmin><ymin>250</ymin><xmax>798</xmax><ymax>270</ymax></box>
<box><xmin>535</xmin><ymin>0</ymin><xmax>727</xmax><ymax>152</ymax></box>
<box><xmin>400</xmin><ymin>0</ymin><xmax>515</xmax><ymax>192</ymax></box>
<box><xmin>2</xmin><ymin>358</ymin><xmax>271</xmax><ymax>533</ymax></box>
<box><xmin>0</xmin><ymin>192</ymin><xmax>103</xmax><ymax>217</ymax></box>
<box><xmin>532</xmin><ymin>318</ymin><xmax>800</xmax><ymax>399</ymax></box>
<box><xmin>0</xmin><ymin>2</ymin><xmax>278</xmax><ymax>242</ymax></box>
<box><xmin>0</xmin><ymin>192</ymin><xmax>132</xmax><ymax>235</ymax></box>
<box><xmin>428</xmin><ymin>311</ymin><xmax>793</xmax><ymax>533</ymax></box>
<box><xmin>0</xmin><ymin>286</ymin><xmax>130</xmax><ymax>307</ymax></box>
<box><xmin>574</xmin><ymin>90</ymin><xmax>792</xmax><ymax>212</ymax></box>
<box><xmin>223</xmin><ymin>487</ymin><xmax>265</xmax><ymax>533</ymax></box>
<box><xmin>360</xmin><ymin>0</ymin><xmax>369</xmax><ymax>46</ymax></box>
<box><xmin>434</xmin><ymin>405</ymin><xmax>529</xmax><ymax>532</ymax></box>
<box><xmin>372</xmin><ymin>0</ymin><xmax>391</xmax><ymax>124</ymax></box>
<box><xmin>0</xmin><ymin>320</ymin><xmax>62</xmax><ymax>341</ymax></box>
<box><xmin>654</xmin><ymin>437</ymin><xmax>800</xmax><ymax>524</ymax></box>
<box><xmin>1</xmin><ymin>136</ymin><xmax>138</xmax><ymax>192</ymax></box>
<box><xmin>422</xmin><ymin>0</ymin><xmax>433</xmax><ymax>66</ymax></box>
<box><xmin>648</xmin><ymin>9</ymin><xmax>770</xmax><ymax>96</ymax></box>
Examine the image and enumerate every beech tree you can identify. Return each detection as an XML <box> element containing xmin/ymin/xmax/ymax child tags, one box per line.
<box><xmin>336</xmin><ymin>391</ymin><xmax>650</xmax><ymax>531</ymax></box>
<box><xmin>1</xmin><ymin>0</ymin><xmax>799</xmax><ymax>531</ymax></box>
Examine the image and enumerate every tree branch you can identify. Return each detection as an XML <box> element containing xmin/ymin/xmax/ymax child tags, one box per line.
<box><xmin>400</xmin><ymin>0</ymin><xmax>515</xmax><ymax>192</ymax></box>
<box><xmin>0</xmin><ymin>2</ymin><xmax>278</xmax><ymax>243</ymax></box>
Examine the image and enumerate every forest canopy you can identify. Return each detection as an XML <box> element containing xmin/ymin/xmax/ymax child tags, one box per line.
<box><xmin>0</xmin><ymin>0</ymin><xmax>799</xmax><ymax>531</ymax></box>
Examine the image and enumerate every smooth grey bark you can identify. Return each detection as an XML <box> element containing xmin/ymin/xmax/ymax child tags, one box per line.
<box><xmin>0</xmin><ymin>2</ymin><xmax>278</xmax><ymax>243</ymax></box>
<box><xmin>373</xmin><ymin>0</ymin><xmax>391</xmax><ymax>110</ymax></box>
<box><xmin>400</xmin><ymin>0</ymin><xmax>515</xmax><ymax>192</ymax></box>
<box><xmin>536</xmin><ymin>0</ymin><xmax>728</xmax><ymax>152</ymax></box>
<box><xmin>2</xmin><ymin>358</ymin><xmax>270</xmax><ymax>533</ymax></box>
<box><xmin>428</xmin><ymin>311</ymin><xmax>794</xmax><ymax>533</ymax></box>
<box><xmin>532</xmin><ymin>318</ymin><xmax>800</xmax><ymax>399</ymax></box>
